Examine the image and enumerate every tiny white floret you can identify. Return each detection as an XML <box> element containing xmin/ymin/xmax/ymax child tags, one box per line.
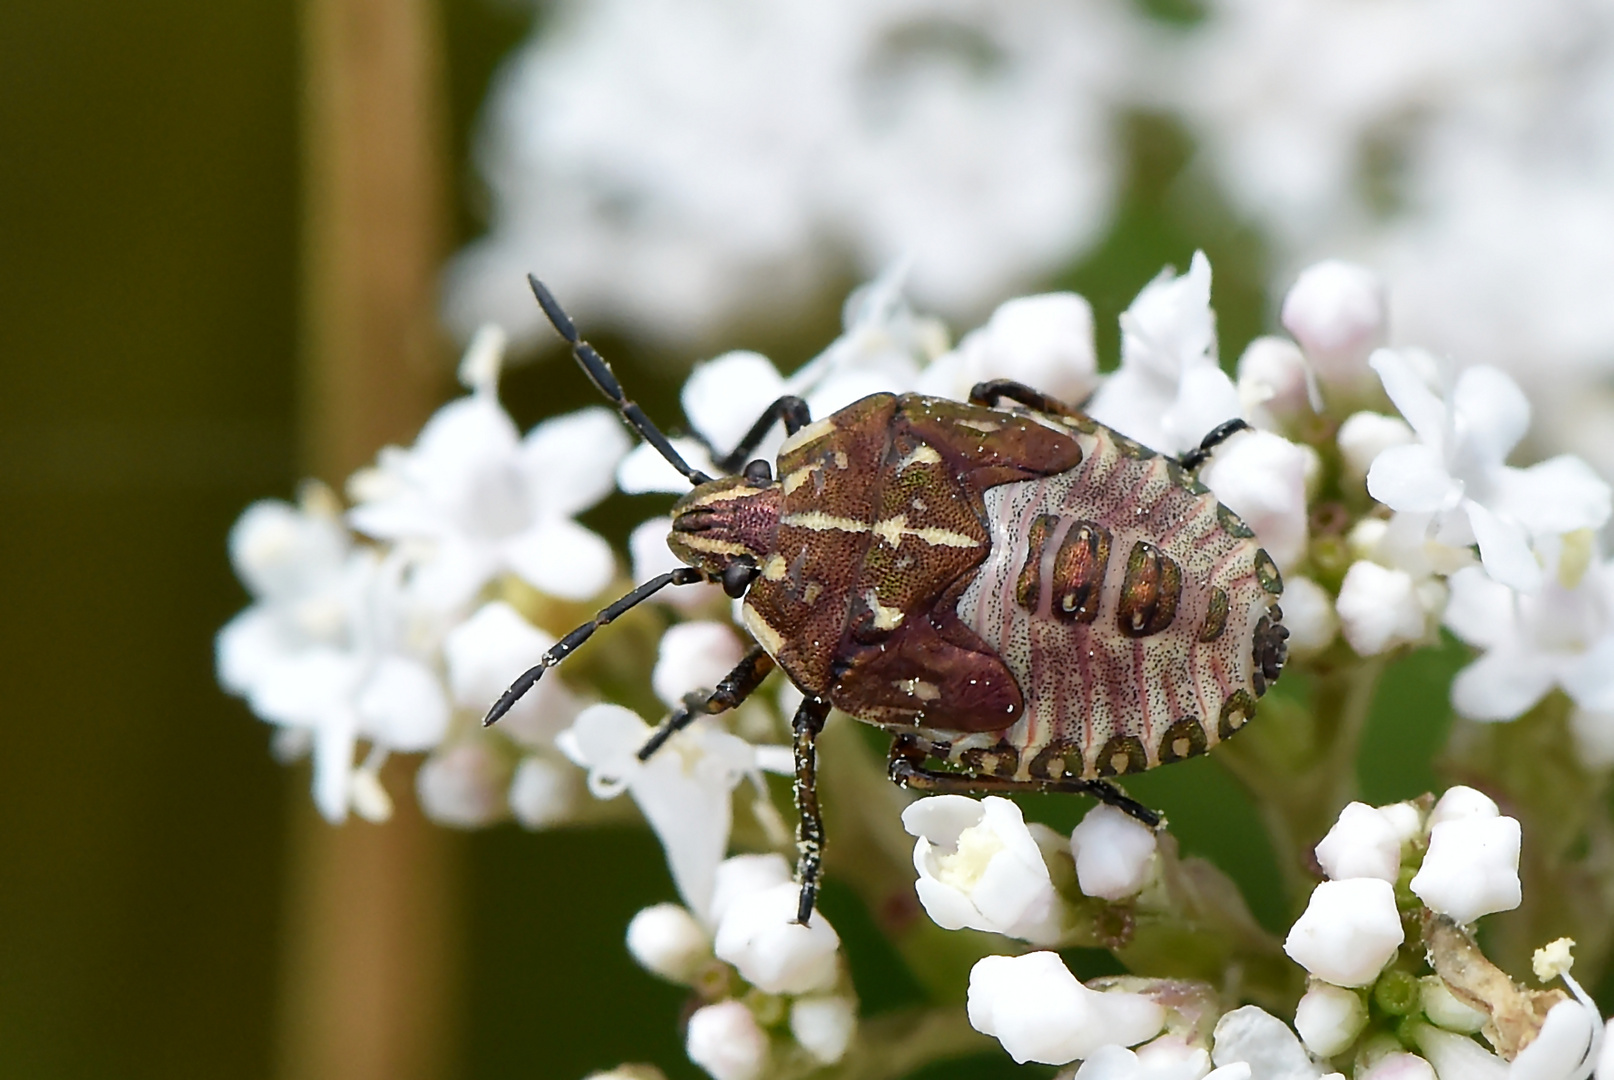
<box><xmin>903</xmin><ymin>795</ymin><xmax>1063</xmax><ymax>943</ymax></box>
<box><xmin>789</xmin><ymin>995</ymin><xmax>856</xmax><ymax>1065</ymax></box>
<box><xmin>1070</xmin><ymin>804</ymin><xmax>1159</xmax><ymax>900</ymax></box>
<box><xmin>1418</xmin><ymin>976</ymin><xmax>1486</xmax><ymax>1034</ymax></box>
<box><xmin>1295</xmin><ymin>982</ymin><xmax>1368</xmax><ymax>1057</ymax></box>
<box><xmin>1358</xmin><ymin>1051</ymin><xmax>1435</xmax><ymax>1080</ymax></box>
<box><xmin>1284</xmin><ymin>878</ymin><xmax>1405</xmax><ymax>987</ymax></box>
<box><xmin>1336</xmin><ymin>559</ymin><xmax>1428</xmax><ymax>656</ymax></box>
<box><xmin>1410</xmin><ymin>813</ymin><xmax>1521</xmax><ymax>925</ymax></box>
<box><xmin>685</xmin><ymin>1001</ymin><xmax>767</xmax><ymax>1080</ymax></box>
<box><xmin>1280</xmin><ymin>260</ymin><xmax>1387</xmax><ymax>389</ymax></box>
<box><xmin>626</xmin><ymin>903</ymin><xmax>711</xmax><ymax>984</ymax></box>
<box><xmin>1315</xmin><ymin>801</ymin><xmax>1405</xmax><ymax>882</ymax></box>
<box><xmin>967</xmin><ymin>952</ymin><xmax>1164</xmax><ymax>1066</ymax></box>
<box><xmin>713</xmin><ymin>881</ymin><xmax>840</xmax><ymax>995</ymax></box>
<box><xmin>1278</xmin><ymin>576</ymin><xmax>1338</xmax><ymax>658</ymax></box>
<box><xmin>1211</xmin><ymin>1004</ymin><xmax>1326</xmax><ymax>1078</ymax></box>
<box><xmin>652</xmin><ymin>621</ymin><xmax>746</xmax><ymax>708</ymax></box>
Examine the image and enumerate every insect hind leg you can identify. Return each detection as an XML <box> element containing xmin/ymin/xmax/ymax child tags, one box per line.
<box><xmin>886</xmin><ymin>736</ymin><xmax>1163</xmax><ymax>829</ymax></box>
<box><xmin>636</xmin><ymin>646</ymin><xmax>775</xmax><ymax>760</ymax></box>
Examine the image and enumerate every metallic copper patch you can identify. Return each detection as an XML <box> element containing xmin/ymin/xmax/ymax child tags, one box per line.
<box><xmin>1014</xmin><ymin>514</ymin><xmax>1060</xmax><ymax>612</ymax></box>
<box><xmin>1156</xmin><ymin>716</ymin><xmax>1209</xmax><ymax>764</ymax></box>
<box><xmin>1028</xmin><ymin>743</ymin><xmax>1073</xmax><ymax>780</ymax></box>
<box><xmin>1217</xmin><ymin>690</ymin><xmax>1257</xmax><ymax>741</ymax></box>
<box><xmin>1051</xmin><ymin>520</ymin><xmax>1111</xmax><ymax>623</ymax></box>
<box><xmin>1117</xmin><ymin>540</ymin><xmax>1182</xmax><ymax>638</ymax></box>
<box><xmin>961</xmin><ymin>743</ymin><xmax>1019</xmax><ymax>779</ymax></box>
<box><xmin>1096</xmin><ymin>735</ymin><xmax>1148</xmax><ymax>777</ymax></box>
<box><xmin>1217</xmin><ymin>503</ymin><xmax>1256</xmax><ymax>539</ymax></box>
<box><xmin>1254</xmin><ymin>548</ymin><xmax>1284</xmax><ymax>596</ymax></box>
<box><xmin>1198</xmin><ymin>587</ymin><xmax>1230</xmax><ymax>642</ymax></box>
<box><xmin>1111</xmin><ymin>433</ymin><xmax>1157</xmax><ymax>460</ymax></box>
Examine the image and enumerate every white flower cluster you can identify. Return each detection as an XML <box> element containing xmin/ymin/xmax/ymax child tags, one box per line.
<box><xmin>623</xmin><ymin>854</ymin><xmax>855</xmax><ymax>1080</ymax></box>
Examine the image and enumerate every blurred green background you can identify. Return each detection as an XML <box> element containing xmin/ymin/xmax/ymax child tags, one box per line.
<box><xmin>0</xmin><ymin>2</ymin><xmax>1474</xmax><ymax>1078</ymax></box>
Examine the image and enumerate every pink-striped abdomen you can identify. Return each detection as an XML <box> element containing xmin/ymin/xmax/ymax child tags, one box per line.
<box><xmin>953</xmin><ymin>422</ymin><xmax>1284</xmax><ymax>781</ymax></box>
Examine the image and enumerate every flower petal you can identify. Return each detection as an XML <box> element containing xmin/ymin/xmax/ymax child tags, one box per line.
<box><xmin>682</xmin><ymin>351</ymin><xmax>788</xmax><ymax>459</ymax></box>
<box><xmin>1451</xmin><ymin>365</ymin><xmax>1529</xmax><ymax>467</ymax></box>
<box><xmin>1367</xmin><ymin>444</ymin><xmax>1456</xmax><ymax>513</ymax></box>
<box><xmin>1441</xmin><ymin>566</ymin><xmax>1517</xmax><ymax>650</ymax></box>
<box><xmin>1465</xmin><ymin>500</ymin><xmax>1543</xmax><ymax>592</ymax></box>
<box><xmin>504</xmin><ymin>517</ymin><xmax>617</xmax><ymax>600</ymax></box>
<box><xmin>355</xmin><ymin>655</ymin><xmax>450</xmax><ymax>751</ymax></box>
<box><xmin>1494</xmin><ymin>457</ymin><xmax>1613</xmax><ymax>537</ymax></box>
<box><xmin>1370</xmin><ymin>349</ymin><xmax>1447</xmax><ymax>447</ymax></box>
<box><xmin>1450</xmin><ymin>647</ymin><xmax>1557</xmax><ymax>722</ymax></box>
<box><xmin>520</xmin><ymin>406</ymin><xmax>631</xmax><ymax>518</ymax></box>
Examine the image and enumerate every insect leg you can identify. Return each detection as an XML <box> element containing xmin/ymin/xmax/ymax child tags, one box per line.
<box><xmin>968</xmin><ymin>379</ymin><xmax>1086</xmax><ymax>420</ymax></box>
<box><xmin>1179</xmin><ymin>418</ymin><xmax>1252</xmax><ymax>473</ymax></box>
<box><xmin>886</xmin><ymin>736</ymin><xmax>1163</xmax><ymax>829</ymax></box>
<box><xmin>790</xmin><ymin>695</ymin><xmax>832</xmax><ymax>924</ymax></box>
<box><xmin>714</xmin><ymin>395</ymin><xmax>812</xmax><ymax>474</ymax></box>
<box><xmin>483</xmin><ymin>568</ymin><xmax>705</xmax><ymax>727</ymax></box>
<box><xmin>527</xmin><ymin>274</ymin><xmax>713</xmax><ymax>486</ymax></box>
<box><xmin>636</xmin><ymin>646</ymin><xmax>776</xmax><ymax>761</ymax></box>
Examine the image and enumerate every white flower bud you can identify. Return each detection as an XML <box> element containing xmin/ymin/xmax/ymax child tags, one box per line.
<box><xmin>1280</xmin><ymin>260</ymin><xmax>1386</xmax><ymax>388</ymax></box>
<box><xmin>1279</xmin><ymin>576</ymin><xmax>1338</xmax><ymax>658</ymax></box>
<box><xmin>686</xmin><ymin>1001</ymin><xmax>768</xmax><ymax>1080</ymax></box>
<box><xmin>1513</xmin><ymin>997</ymin><xmax>1602</xmax><ymax>1080</ymax></box>
<box><xmin>1409</xmin><ymin>814</ymin><xmax>1521</xmax><ymax>925</ymax></box>
<box><xmin>1070</xmin><ymin>804</ymin><xmax>1158</xmax><ymax>900</ymax></box>
<box><xmin>443</xmin><ymin>602</ymin><xmax>577</xmax><ymax>744</ymax></box>
<box><xmin>713</xmin><ymin>881</ymin><xmax>840</xmax><ymax>994</ymax></box>
<box><xmin>1427</xmin><ymin>785</ymin><xmax>1498</xmax><ymax>828</ymax></box>
<box><xmin>1295</xmin><ymin>982</ymin><xmax>1368</xmax><ymax>1057</ymax></box>
<box><xmin>1570</xmin><ymin>707</ymin><xmax>1614</xmax><ymax>770</ymax></box>
<box><xmin>1336</xmin><ymin>560</ymin><xmax>1427</xmax><ymax>656</ymax></box>
<box><xmin>1211</xmin><ymin>1005</ymin><xmax>1320</xmax><ymax>1078</ymax></box>
<box><xmin>1073</xmin><ymin>1040</ymin><xmax>1212</xmax><ymax>1078</ymax></box>
<box><xmin>789</xmin><ymin>996</ymin><xmax>856</xmax><ymax>1065</ymax></box>
<box><xmin>508</xmin><ymin>755</ymin><xmax>581</xmax><ymax>829</ymax></box>
<box><xmin>1238</xmin><ymin>336</ymin><xmax>1315</xmax><ymax>428</ymax></box>
<box><xmin>627</xmin><ymin>903</ymin><xmax>711</xmax><ymax>984</ymax></box>
<box><xmin>652</xmin><ymin>621</ymin><xmax>745</xmax><ymax>707</ymax></box>
<box><xmin>1358</xmin><ymin>1051</ymin><xmax>1435</xmax><ymax>1080</ymax></box>
<box><xmin>416</xmin><ymin>741</ymin><xmax>510</xmax><ymax>828</ymax></box>
<box><xmin>903</xmin><ymin>795</ymin><xmax>1063</xmax><ymax>943</ymax></box>
<box><xmin>1419</xmin><ymin>977</ymin><xmax>1486</xmax><ymax>1034</ymax></box>
<box><xmin>1596</xmin><ymin>1017</ymin><xmax>1614</xmax><ymax>1079</ymax></box>
<box><xmin>1315</xmin><ymin>802</ymin><xmax>1405</xmax><ymax>882</ymax></box>
<box><xmin>1200</xmin><ymin>431</ymin><xmax>1314</xmax><ymax>569</ymax></box>
<box><xmin>1339</xmin><ymin>412</ymin><xmax>1414</xmax><ymax>480</ymax></box>
<box><xmin>583</xmin><ymin>1066</ymin><xmax>667</xmax><ymax>1080</ymax></box>
<box><xmin>967</xmin><ymin>952</ymin><xmax>1164</xmax><ymax>1066</ymax></box>
<box><xmin>1379</xmin><ymin>802</ymin><xmax>1425</xmax><ymax>844</ymax></box>
<box><xmin>943</xmin><ymin>293</ymin><xmax>1100</xmax><ymax>406</ymax></box>
<box><xmin>1409</xmin><ymin>1021</ymin><xmax>1508</xmax><ymax>1080</ymax></box>
<box><xmin>1284</xmin><ymin>878</ymin><xmax>1404</xmax><ymax>987</ymax></box>
<box><xmin>710</xmin><ymin>854</ymin><xmax>793</xmax><ymax>927</ymax></box>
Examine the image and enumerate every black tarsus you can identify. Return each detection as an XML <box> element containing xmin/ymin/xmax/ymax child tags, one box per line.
<box><xmin>968</xmin><ymin>379</ymin><xmax>1086</xmax><ymax>420</ymax></box>
<box><xmin>790</xmin><ymin>696</ymin><xmax>832</xmax><ymax>924</ymax></box>
<box><xmin>527</xmin><ymin>275</ymin><xmax>713</xmax><ymax>486</ymax></box>
<box><xmin>483</xmin><ymin>568</ymin><xmax>705</xmax><ymax>728</ymax></box>
<box><xmin>885</xmin><ymin>735</ymin><xmax>1164</xmax><ymax>830</ymax></box>
<box><xmin>1180</xmin><ymin>418</ymin><xmax>1251</xmax><ymax>473</ymax></box>
<box><xmin>636</xmin><ymin>646</ymin><xmax>775</xmax><ymax>761</ymax></box>
<box><xmin>714</xmin><ymin>395</ymin><xmax>812</xmax><ymax>473</ymax></box>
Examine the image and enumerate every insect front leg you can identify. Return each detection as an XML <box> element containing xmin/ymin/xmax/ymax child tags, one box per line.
<box><xmin>1179</xmin><ymin>418</ymin><xmax>1252</xmax><ymax>473</ymax></box>
<box><xmin>886</xmin><ymin>735</ymin><xmax>1163</xmax><ymax>829</ymax></box>
<box><xmin>789</xmin><ymin>695</ymin><xmax>832</xmax><ymax>924</ymax></box>
<box><xmin>636</xmin><ymin>646</ymin><xmax>776</xmax><ymax>761</ymax></box>
<box><xmin>968</xmin><ymin>379</ymin><xmax>1087</xmax><ymax>420</ymax></box>
<box><xmin>714</xmin><ymin>395</ymin><xmax>812</xmax><ymax>474</ymax></box>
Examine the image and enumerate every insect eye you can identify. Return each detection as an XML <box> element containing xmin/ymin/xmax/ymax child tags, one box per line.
<box><xmin>742</xmin><ymin>459</ymin><xmax>773</xmax><ymax>485</ymax></box>
<box><xmin>721</xmin><ymin>558</ymin><xmax>759</xmax><ymax>598</ymax></box>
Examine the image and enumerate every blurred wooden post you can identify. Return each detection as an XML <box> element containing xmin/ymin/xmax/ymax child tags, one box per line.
<box><xmin>279</xmin><ymin>2</ymin><xmax>458</xmax><ymax>1080</ymax></box>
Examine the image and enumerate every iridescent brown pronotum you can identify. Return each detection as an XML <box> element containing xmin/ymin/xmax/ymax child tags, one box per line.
<box><xmin>486</xmin><ymin>276</ymin><xmax>1289</xmax><ymax>924</ymax></box>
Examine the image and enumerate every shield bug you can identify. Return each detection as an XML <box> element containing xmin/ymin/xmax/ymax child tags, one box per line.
<box><xmin>487</xmin><ymin>276</ymin><xmax>1288</xmax><ymax>923</ymax></box>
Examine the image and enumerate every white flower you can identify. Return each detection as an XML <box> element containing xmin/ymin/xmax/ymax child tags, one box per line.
<box><xmin>903</xmin><ymin>795</ymin><xmax>1064</xmax><ymax>944</ymax></box>
<box><xmin>1442</xmin><ymin>549</ymin><xmax>1614</xmax><ymax>724</ymax></box>
<box><xmin>713</xmin><ymin>881</ymin><xmax>841</xmax><ymax>995</ymax></box>
<box><xmin>1283</xmin><ymin>878</ymin><xmax>1404</xmax><ymax>987</ymax></box>
<box><xmin>1087</xmin><ymin>252</ymin><xmax>1242</xmax><ymax>456</ymax></box>
<box><xmin>1335</xmin><ymin>559</ymin><xmax>1430</xmax><ymax>657</ymax></box>
<box><xmin>1199</xmin><ymin>429</ymin><xmax>1315</xmax><ymax>569</ymax></box>
<box><xmin>1314</xmin><ymin>801</ymin><xmax>1411</xmax><ymax>883</ymax></box>
<box><xmin>1359</xmin><ymin>1052</ymin><xmax>1435</xmax><ymax>1080</ymax></box>
<box><xmin>1365</xmin><ymin>349</ymin><xmax>1611</xmax><ymax>592</ymax></box>
<box><xmin>1426</xmin><ymin>785</ymin><xmax>1498</xmax><ymax>827</ymax></box>
<box><xmin>348</xmin><ymin>337</ymin><xmax>628</xmax><ymax>606</ymax></box>
<box><xmin>1339</xmin><ymin>412</ymin><xmax>1415</xmax><ymax>481</ymax></box>
<box><xmin>1408</xmin><ymin>1022</ymin><xmax>1508</xmax><ymax>1080</ymax></box>
<box><xmin>444</xmin><ymin>1</ymin><xmax>1135</xmax><ymax>344</ymax></box>
<box><xmin>557</xmin><ymin>704</ymin><xmax>791</xmax><ymax>916</ymax></box>
<box><xmin>1279</xmin><ymin>260</ymin><xmax>1387</xmax><ymax>393</ymax></box>
<box><xmin>1419</xmin><ymin>976</ymin><xmax>1487</xmax><ymax>1035</ymax></box>
<box><xmin>917</xmin><ymin>292</ymin><xmax>1099</xmax><ymax>405</ymax></box>
<box><xmin>1073</xmin><ymin>1040</ymin><xmax>1212</xmax><ymax>1079</ymax></box>
<box><xmin>1237</xmin><ymin>336</ymin><xmax>1314</xmax><ymax>432</ymax></box>
<box><xmin>1294</xmin><ymin>982</ymin><xmax>1368</xmax><ymax>1058</ymax></box>
<box><xmin>790</xmin><ymin>996</ymin><xmax>856</xmax><ymax>1065</ymax></box>
<box><xmin>626</xmin><ymin>903</ymin><xmax>711</xmax><ymax>984</ymax></box>
<box><xmin>508</xmin><ymin>755</ymin><xmax>581</xmax><ymax>829</ymax></box>
<box><xmin>415</xmin><ymin>739</ymin><xmax>511</xmax><ymax>828</ymax></box>
<box><xmin>710</xmin><ymin>853</ymin><xmax>794</xmax><ymax>927</ymax></box>
<box><xmin>1280</xmin><ymin>576</ymin><xmax>1338</xmax><ymax>658</ymax></box>
<box><xmin>686</xmin><ymin>1001</ymin><xmax>768</xmax><ymax>1080</ymax></box>
<box><xmin>1410</xmin><ymin>809</ymin><xmax>1521</xmax><ymax>925</ymax></box>
<box><xmin>967</xmin><ymin>951</ymin><xmax>1164</xmax><ymax>1066</ymax></box>
<box><xmin>1511</xmin><ymin>990</ymin><xmax>1603</xmax><ymax>1080</ymax></box>
<box><xmin>441</xmin><ymin>601</ymin><xmax>581</xmax><ymax>745</ymax></box>
<box><xmin>1211</xmin><ymin>1005</ymin><xmax>1329</xmax><ymax>1080</ymax></box>
<box><xmin>652</xmin><ymin>621</ymin><xmax>746</xmax><ymax>708</ymax></box>
<box><xmin>1070</xmin><ymin>804</ymin><xmax>1158</xmax><ymax>900</ymax></box>
<box><xmin>219</xmin><ymin>526</ymin><xmax>451</xmax><ymax>822</ymax></box>
<box><xmin>629</xmin><ymin>516</ymin><xmax>726</xmax><ymax>613</ymax></box>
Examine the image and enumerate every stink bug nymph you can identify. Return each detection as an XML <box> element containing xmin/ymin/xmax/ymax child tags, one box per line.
<box><xmin>487</xmin><ymin>277</ymin><xmax>1288</xmax><ymax>924</ymax></box>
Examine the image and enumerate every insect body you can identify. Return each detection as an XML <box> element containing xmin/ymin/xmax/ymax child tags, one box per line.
<box><xmin>488</xmin><ymin>278</ymin><xmax>1288</xmax><ymax>924</ymax></box>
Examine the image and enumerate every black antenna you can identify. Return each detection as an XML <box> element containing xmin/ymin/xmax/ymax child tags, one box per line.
<box><xmin>528</xmin><ymin>275</ymin><xmax>713</xmax><ymax>486</ymax></box>
<box><xmin>484</xmin><ymin>568</ymin><xmax>705</xmax><ymax>727</ymax></box>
